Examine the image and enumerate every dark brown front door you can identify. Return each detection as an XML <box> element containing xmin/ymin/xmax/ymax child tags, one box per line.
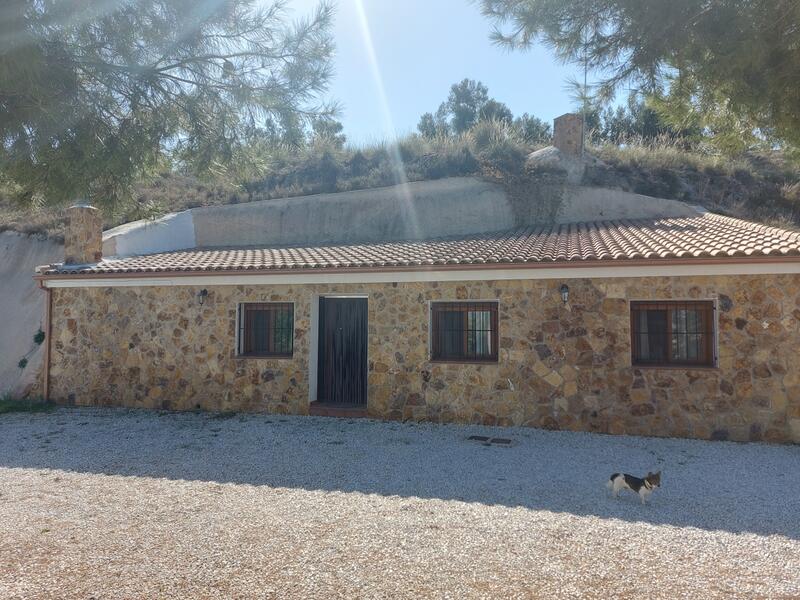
<box><xmin>317</xmin><ymin>297</ymin><xmax>368</xmax><ymax>405</ymax></box>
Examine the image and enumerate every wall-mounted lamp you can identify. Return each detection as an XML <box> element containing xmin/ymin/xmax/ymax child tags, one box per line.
<box><xmin>559</xmin><ymin>284</ymin><xmax>570</xmax><ymax>304</ymax></box>
<box><xmin>198</xmin><ymin>289</ymin><xmax>208</xmax><ymax>306</ymax></box>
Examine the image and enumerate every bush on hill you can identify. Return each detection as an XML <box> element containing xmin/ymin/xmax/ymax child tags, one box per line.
<box><xmin>1</xmin><ymin>132</ymin><xmax>799</xmax><ymax>241</ymax></box>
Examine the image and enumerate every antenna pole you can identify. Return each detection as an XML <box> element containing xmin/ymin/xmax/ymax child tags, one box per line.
<box><xmin>581</xmin><ymin>29</ymin><xmax>588</xmax><ymax>157</ymax></box>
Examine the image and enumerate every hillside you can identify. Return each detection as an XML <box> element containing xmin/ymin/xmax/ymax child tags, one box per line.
<box><xmin>6</xmin><ymin>135</ymin><xmax>796</xmax><ymax>400</ymax></box>
<box><xmin>2</xmin><ymin>136</ymin><xmax>799</xmax><ymax>241</ymax></box>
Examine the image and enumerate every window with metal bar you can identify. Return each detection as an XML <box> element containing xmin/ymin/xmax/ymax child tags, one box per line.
<box><xmin>430</xmin><ymin>302</ymin><xmax>498</xmax><ymax>362</ymax></box>
<box><xmin>630</xmin><ymin>301</ymin><xmax>715</xmax><ymax>367</ymax></box>
<box><xmin>238</xmin><ymin>303</ymin><xmax>294</xmax><ymax>358</ymax></box>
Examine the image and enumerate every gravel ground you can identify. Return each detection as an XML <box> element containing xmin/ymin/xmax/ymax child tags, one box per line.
<box><xmin>1</xmin><ymin>408</ymin><xmax>798</xmax><ymax>599</ymax></box>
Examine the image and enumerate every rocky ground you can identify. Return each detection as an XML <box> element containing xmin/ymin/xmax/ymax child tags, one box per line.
<box><xmin>1</xmin><ymin>408</ymin><xmax>798</xmax><ymax>599</ymax></box>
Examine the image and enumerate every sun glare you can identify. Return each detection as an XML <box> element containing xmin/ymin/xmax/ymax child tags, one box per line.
<box><xmin>352</xmin><ymin>0</ymin><xmax>421</xmax><ymax>242</ymax></box>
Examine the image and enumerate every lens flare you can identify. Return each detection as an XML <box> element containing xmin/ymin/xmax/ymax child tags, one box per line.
<box><xmin>353</xmin><ymin>0</ymin><xmax>421</xmax><ymax>244</ymax></box>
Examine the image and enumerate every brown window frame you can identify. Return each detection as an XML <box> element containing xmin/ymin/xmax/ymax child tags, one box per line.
<box><xmin>237</xmin><ymin>302</ymin><xmax>294</xmax><ymax>359</ymax></box>
<box><xmin>630</xmin><ymin>300</ymin><xmax>716</xmax><ymax>368</ymax></box>
<box><xmin>430</xmin><ymin>301</ymin><xmax>499</xmax><ymax>363</ymax></box>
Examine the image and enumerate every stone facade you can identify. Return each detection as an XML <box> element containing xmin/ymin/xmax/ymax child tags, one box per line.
<box><xmin>64</xmin><ymin>205</ymin><xmax>103</xmax><ymax>265</ymax></box>
<box><xmin>48</xmin><ymin>274</ymin><xmax>800</xmax><ymax>443</ymax></box>
<box><xmin>553</xmin><ymin>113</ymin><xmax>584</xmax><ymax>157</ymax></box>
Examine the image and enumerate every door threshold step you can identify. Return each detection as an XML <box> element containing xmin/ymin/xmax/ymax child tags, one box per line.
<box><xmin>309</xmin><ymin>402</ymin><xmax>369</xmax><ymax>418</ymax></box>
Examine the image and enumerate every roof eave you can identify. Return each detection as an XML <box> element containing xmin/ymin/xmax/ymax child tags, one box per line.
<box><xmin>32</xmin><ymin>254</ymin><xmax>800</xmax><ymax>283</ymax></box>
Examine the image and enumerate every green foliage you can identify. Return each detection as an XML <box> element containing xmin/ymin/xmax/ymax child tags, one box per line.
<box><xmin>2</xmin><ymin>113</ymin><xmax>798</xmax><ymax>241</ymax></box>
<box><xmin>0</xmin><ymin>394</ymin><xmax>53</xmax><ymax>415</ymax></box>
<box><xmin>479</xmin><ymin>99</ymin><xmax>514</xmax><ymax>125</ymax></box>
<box><xmin>310</xmin><ymin>117</ymin><xmax>347</xmax><ymax>150</ymax></box>
<box><xmin>571</xmin><ymin>93</ymin><xmax>697</xmax><ymax>148</ymax></box>
<box><xmin>420</xmin><ymin>79</ymin><xmax>520</xmax><ymax>137</ymax></box>
<box><xmin>595</xmin><ymin>94</ymin><xmax>692</xmax><ymax>144</ymax></box>
<box><xmin>648</xmin><ymin>75</ymin><xmax>768</xmax><ymax>156</ymax></box>
<box><xmin>439</xmin><ymin>79</ymin><xmax>490</xmax><ymax>135</ymax></box>
<box><xmin>468</xmin><ymin>119</ymin><xmax>527</xmax><ymax>173</ymax></box>
<box><xmin>0</xmin><ymin>0</ymin><xmax>335</xmax><ymax>210</ymax></box>
<box><xmin>33</xmin><ymin>329</ymin><xmax>45</xmax><ymax>346</ymax></box>
<box><xmin>17</xmin><ymin>358</ymin><xmax>27</xmax><ymax>370</ymax></box>
<box><xmin>418</xmin><ymin>79</ymin><xmax>553</xmax><ymax>150</ymax></box>
<box><xmin>241</xmin><ymin>133</ymin><xmax>482</xmax><ymax>199</ymax></box>
<box><xmin>513</xmin><ymin>114</ymin><xmax>551</xmax><ymax>144</ymax></box>
<box><xmin>585</xmin><ymin>137</ymin><xmax>800</xmax><ymax>227</ymax></box>
<box><xmin>417</xmin><ymin>113</ymin><xmax>437</xmax><ymax>138</ymax></box>
<box><xmin>481</xmin><ymin>0</ymin><xmax>800</xmax><ymax>150</ymax></box>
<box><xmin>417</xmin><ymin>112</ymin><xmax>448</xmax><ymax>138</ymax></box>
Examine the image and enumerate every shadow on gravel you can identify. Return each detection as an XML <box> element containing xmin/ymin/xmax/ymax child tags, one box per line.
<box><xmin>2</xmin><ymin>408</ymin><xmax>799</xmax><ymax>539</ymax></box>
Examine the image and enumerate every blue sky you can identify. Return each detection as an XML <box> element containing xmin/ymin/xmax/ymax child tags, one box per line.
<box><xmin>289</xmin><ymin>0</ymin><xmax>585</xmax><ymax>144</ymax></box>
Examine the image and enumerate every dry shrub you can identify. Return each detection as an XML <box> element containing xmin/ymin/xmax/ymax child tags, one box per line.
<box><xmin>2</xmin><ymin>131</ymin><xmax>799</xmax><ymax>239</ymax></box>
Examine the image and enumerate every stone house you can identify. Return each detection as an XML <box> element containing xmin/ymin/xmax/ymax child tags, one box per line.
<box><xmin>34</xmin><ymin>120</ymin><xmax>800</xmax><ymax>443</ymax></box>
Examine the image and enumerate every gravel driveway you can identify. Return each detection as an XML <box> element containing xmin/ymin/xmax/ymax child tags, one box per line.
<box><xmin>1</xmin><ymin>408</ymin><xmax>798</xmax><ymax>599</ymax></box>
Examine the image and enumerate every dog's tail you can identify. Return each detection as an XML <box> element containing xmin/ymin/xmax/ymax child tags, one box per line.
<box><xmin>606</xmin><ymin>473</ymin><xmax>620</xmax><ymax>490</ymax></box>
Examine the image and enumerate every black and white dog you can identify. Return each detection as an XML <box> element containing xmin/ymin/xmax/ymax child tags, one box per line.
<box><xmin>607</xmin><ymin>471</ymin><xmax>661</xmax><ymax>504</ymax></box>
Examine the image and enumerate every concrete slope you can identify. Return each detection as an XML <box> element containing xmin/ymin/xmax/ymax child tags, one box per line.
<box><xmin>192</xmin><ymin>177</ymin><xmax>511</xmax><ymax>248</ymax></box>
<box><xmin>103</xmin><ymin>177</ymin><xmax>701</xmax><ymax>257</ymax></box>
<box><xmin>557</xmin><ymin>187</ymin><xmax>696</xmax><ymax>223</ymax></box>
<box><xmin>0</xmin><ymin>232</ymin><xmax>62</xmax><ymax>397</ymax></box>
<box><xmin>103</xmin><ymin>177</ymin><xmax>511</xmax><ymax>256</ymax></box>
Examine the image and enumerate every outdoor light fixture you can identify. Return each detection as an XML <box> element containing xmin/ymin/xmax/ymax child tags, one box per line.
<box><xmin>198</xmin><ymin>289</ymin><xmax>208</xmax><ymax>306</ymax></box>
<box><xmin>560</xmin><ymin>284</ymin><xmax>570</xmax><ymax>304</ymax></box>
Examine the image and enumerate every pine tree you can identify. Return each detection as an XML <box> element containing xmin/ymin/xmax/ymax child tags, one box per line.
<box><xmin>481</xmin><ymin>0</ymin><xmax>800</xmax><ymax>150</ymax></box>
<box><xmin>0</xmin><ymin>0</ymin><xmax>335</xmax><ymax>208</ymax></box>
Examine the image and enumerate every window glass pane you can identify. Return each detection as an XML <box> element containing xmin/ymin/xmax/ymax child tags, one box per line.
<box><xmin>273</xmin><ymin>308</ymin><xmax>293</xmax><ymax>354</ymax></box>
<box><xmin>432</xmin><ymin>303</ymin><xmax>497</xmax><ymax>362</ymax></box>
<box><xmin>241</xmin><ymin>304</ymin><xmax>293</xmax><ymax>357</ymax></box>
<box><xmin>671</xmin><ymin>308</ymin><xmax>703</xmax><ymax>362</ymax></box>
<box><xmin>631</xmin><ymin>301</ymin><xmax>713</xmax><ymax>367</ymax></box>
<box><xmin>252</xmin><ymin>310</ymin><xmax>269</xmax><ymax>353</ymax></box>
<box><xmin>639</xmin><ymin>309</ymin><xmax>667</xmax><ymax>363</ymax></box>
<box><xmin>440</xmin><ymin>311</ymin><xmax>464</xmax><ymax>357</ymax></box>
<box><xmin>467</xmin><ymin>310</ymin><xmax>492</xmax><ymax>358</ymax></box>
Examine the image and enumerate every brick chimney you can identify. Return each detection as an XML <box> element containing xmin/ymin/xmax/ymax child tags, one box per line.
<box><xmin>64</xmin><ymin>203</ymin><xmax>103</xmax><ymax>265</ymax></box>
<box><xmin>553</xmin><ymin>113</ymin><xmax>584</xmax><ymax>157</ymax></box>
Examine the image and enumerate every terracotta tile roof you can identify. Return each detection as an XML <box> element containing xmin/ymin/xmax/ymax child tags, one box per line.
<box><xmin>42</xmin><ymin>212</ymin><xmax>800</xmax><ymax>276</ymax></box>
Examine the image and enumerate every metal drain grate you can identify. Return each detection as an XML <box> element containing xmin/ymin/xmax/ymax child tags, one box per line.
<box><xmin>489</xmin><ymin>437</ymin><xmax>512</xmax><ymax>446</ymax></box>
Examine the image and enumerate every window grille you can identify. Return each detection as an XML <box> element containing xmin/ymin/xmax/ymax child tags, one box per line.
<box><xmin>238</xmin><ymin>303</ymin><xmax>294</xmax><ymax>358</ymax></box>
<box><xmin>630</xmin><ymin>301</ymin><xmax>715</xmax><ymax>367</ymax></box>
<box><xmin>431</xmin><ymin>302</ymin><xmax>498</xmax><ymax>362</ymax></box>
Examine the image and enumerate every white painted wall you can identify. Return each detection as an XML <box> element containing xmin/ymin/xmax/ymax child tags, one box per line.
<box><xmin>98</xmin><ymin>177</ymin><xmax>701</xmax><ymax>259</ymax></box>
<box><xmin>557</xmin><ymin>188</ymin><xmax>698</xmax><ymax>222</ymax></box>
<box><xmin>191</xmin><ymin>178</ymin><xmax>513</xmax><ymax>248</ymax></box>
<box><xmin>0</xmin><ymin>232</ymin><xmax>62</xmax><ymax>398</ymax></box>
<box><xmin>103</xmin><ymin>210</ymin><xmax>196</xmax><ymax>257</ymax></box>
